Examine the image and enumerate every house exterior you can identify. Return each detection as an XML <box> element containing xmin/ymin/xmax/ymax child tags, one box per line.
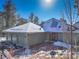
<box><xmin>41</xmin><ymin>18</ymin><xmax>79</xmax><ymax>44</ymax></box>
<box><xmin>3</xmin><ymin>19</ymin><xmax>79</xmax><ymax>47</ymax></box>
<box><xmin>3</xmin><ymin>22</ymin><xmax>48</xmax><ymax>48</ymax></box>
<box><xmin>41</xmin><ymin>18</ymin><xmax>68</xmax><ymax>32</ymax></box>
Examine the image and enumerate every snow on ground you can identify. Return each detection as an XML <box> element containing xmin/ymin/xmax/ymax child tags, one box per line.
<box><xmin>53</xmin><ymin>41</ymin><xmax>71</xmax><ymax>49</ymax></box>
<box><xmin>0</xmin><ymin>37</ymin><xmax>6</xmax><ymax>42</ymax></box>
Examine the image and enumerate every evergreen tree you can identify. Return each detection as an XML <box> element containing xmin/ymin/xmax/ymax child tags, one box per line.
<box><xmin>28</xmin><ymin>12</ymin><xmax>34</xmax><ymax>23</ymax></box>
<box><xmin>34</xmin><ymin>16</ymin><xmax>39</xmax><ymax>25</ymax></box>
<box><xmin>28</xmin><ymin>12</ymin><xmax>39</xmax><ymax>25</ymax></box>
<box><xmin>4</xmin><ymin>0</ymin><xmax>16</xmax><ymax>28</ymax></box>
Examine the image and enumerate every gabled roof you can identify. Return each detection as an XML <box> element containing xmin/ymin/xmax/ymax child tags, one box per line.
<box><xmin>3</xmin><ymin>22</ymin><xmax>44</xmax><ymax>33</ymax></box>
<box><xmin>42</xmin><ymin>18</ymin><xmax>68</xmax><ymax>32</ymax></box>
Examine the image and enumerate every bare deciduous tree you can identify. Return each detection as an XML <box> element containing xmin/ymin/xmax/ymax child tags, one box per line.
<box><xmin>74</xmin><ymin>0</ymin><xmax>79</xmax><ymax>15</ymax></box>
<box><xmin>63</xmin><ymin>0</ymin><xmax>79</xmax><ymax>59</ymax></box>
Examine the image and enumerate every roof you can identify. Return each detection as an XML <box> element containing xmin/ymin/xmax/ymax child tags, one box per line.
<box><xmin>42</xmin><ymin>18</ymin><xmax>68</xmax><ymax>32</ymax></box>
<box><xmin>3</xmin><ymin>22</ymin><xmax>44</xmax><ymax>33</ymax></box>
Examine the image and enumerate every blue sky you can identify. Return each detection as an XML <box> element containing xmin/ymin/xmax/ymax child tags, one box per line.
<box><xmin>0</xmin><ymin>0</ymin><xmax>66</xmax><ymax>21</ymax></box>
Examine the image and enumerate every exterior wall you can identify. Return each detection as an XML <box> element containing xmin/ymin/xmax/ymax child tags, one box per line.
<box><xmin>4</xmin><ymin>33</ymin><xmax>48</xmax><ymax>47</ymax></box>
<box><xmin>62</xmin><ymin>33</ymin><xmax>79</xmax><ymax>44</ymax></box>
<box><xmin>28</xmin><ymin>33</ymin><xmax>48</xmax><ymax>46</ymax></box>
<box><xmin>5</xmin><ymin>33</ymin><xmax>27</xmax><ymax>46</ymax></box>
<box><xmin>4</xmin><ymin>32</ymin><xmax>79</xmax><ymax>47</ymax></box>
<box><xmin>49</xmin><ymin>32</ymin><xmax>79</xmax><ymax>44</ymax></box>
<box><xmin>46</xmin><ymin>32</ymin><xmax>64</xmax><ymax>41</ymax></box>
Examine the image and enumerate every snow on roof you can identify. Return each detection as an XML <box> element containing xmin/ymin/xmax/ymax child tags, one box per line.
<box><xmin>42</xmin><ymin>21</ymin><xmax>65</xmax><ymax>32</ymax></box>
<box><xmin>3</xmin><ymin>22</ymin><xmax>44</xmax><ymax>33</ymax></box>
<box><xmin>42</xmin><ymin>18</ymin><xmax>68</xmax><ymax>32</ymax></box>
